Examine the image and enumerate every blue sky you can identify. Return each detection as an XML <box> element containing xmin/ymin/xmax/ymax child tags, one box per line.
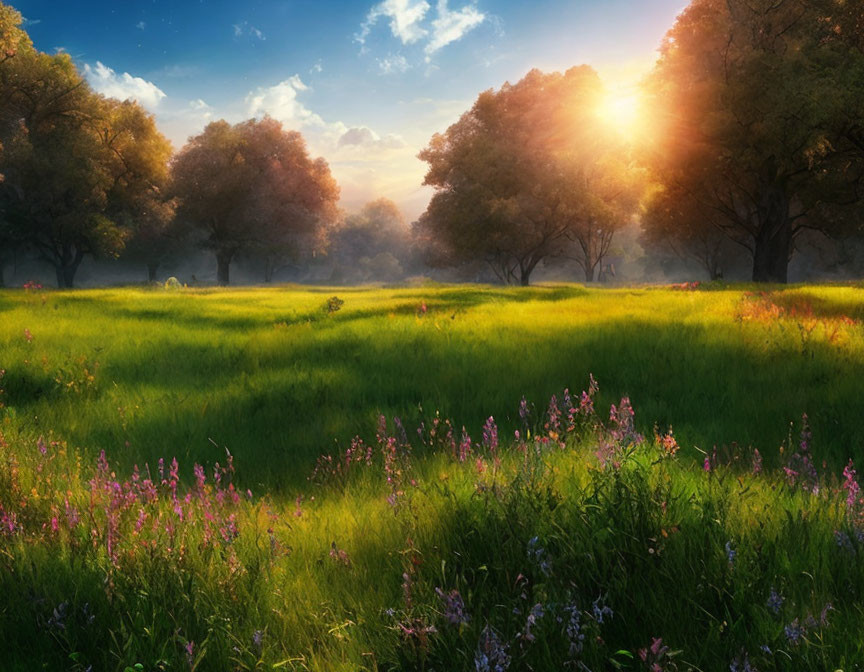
<box><xmin>13</xmin><ymin>0</ymin><xmax>685</xmax><ymax>217</ymax></box>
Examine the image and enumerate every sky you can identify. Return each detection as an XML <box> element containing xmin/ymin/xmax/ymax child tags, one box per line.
<box><xmin>13</xmin><ymin>0</ymin><xmax>685</xmax><ymax>219</ymax></box>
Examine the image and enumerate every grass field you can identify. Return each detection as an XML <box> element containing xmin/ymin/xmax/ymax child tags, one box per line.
<box><xmin>2</xmin><ymin>283</ymin><xmax>864</xmax><ymax>670</ymax></box>
<box><xmin>2</xmin><ymin>283</ymin><xmax>864</xmax><ymax>483</ymax></box>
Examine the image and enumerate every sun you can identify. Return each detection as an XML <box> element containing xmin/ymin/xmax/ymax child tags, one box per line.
<box><xmin>595</xmin><ymin>87</ymin><xmax>644</xmax><ymax>140</ymax></box>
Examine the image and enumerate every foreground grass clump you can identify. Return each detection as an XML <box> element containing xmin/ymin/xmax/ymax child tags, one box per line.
<box><xmin>1</xmin><ymin>282</ymin><xmax>864</xmax><ymax>483</ymax></box>
<box><xmin>1</xmin><ymin>378</ymin><xmax>863</xmax><ymax>671</ymax></box>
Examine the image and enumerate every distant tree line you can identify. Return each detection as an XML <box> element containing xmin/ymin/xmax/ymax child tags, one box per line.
<box><xmin>2</xmin><ymin>0</ymin><xmax>863</xmax><ymax>287</ymax></box>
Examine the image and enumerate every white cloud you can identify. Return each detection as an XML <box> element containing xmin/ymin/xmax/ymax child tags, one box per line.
<box><xmin>357</xmin><ymin>0</ymin><xmax>431</xmax><ymax>45</ymax></box>
<box><xmin>424</xmin><ymin>0</ymin><xmax>484</xmax><ymax>59</ymax></box>
<box><xmin>136</xmin><ymin>21</ymin><xmax>146</xmax><ymax>31</ymax></box>
<box><xmin>22</xmin><ymin>17</ymin><xmax>41</xmax><ymax>27</ymax></box>
<box><xmin>310</xmin><ymin>60</ymin><xmax>324</xmax><ymax>74</ymax></box>
<box><xmin>83</xmin><ymin>61</ymin><xmax>166</xmax><ymax>110</ymax></box>
<box><xmin>338</xmin><ymin>126</ymin><xmax>406</xmax><ymax>150</ymax></box>
<box><xmin>244</xmin><ymin>76</ymin><xmax>325</xmax><ymax>129</ymax></box>
<box><xmin>233</xmin><ymin>21</ymin><xmax>266</xmax><ymax>40</ymax></box>
<box><xmin>378</xmin><ymin>54</ymin><xmax>410</xmax><ymax>74</ymax></box>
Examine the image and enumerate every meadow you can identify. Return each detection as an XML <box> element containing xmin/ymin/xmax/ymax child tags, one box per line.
<box><xmin>1</xmin><ymin>283</ymin><xmax>864</xmax><ymax>670</ymax></box>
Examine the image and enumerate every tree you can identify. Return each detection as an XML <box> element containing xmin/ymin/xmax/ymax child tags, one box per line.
<box><xmin>0</xmin><ymin>13</ymin><xmax>172</xmax><ymax>288</ymax></box>
<box><xmin>641</xmin><ymin>183</ymin><xmax>739</xmax><ymax>280</ymax></box>
<box><xmin>0</xmin><ymin>1</ymin><xmax>30</xmax><ymax>285</ymax></box>
<box><xmin>642</xmin><ymin>0</ymin><xmax>864</xmax><ymax>283</ymax></box>
<box><xmin>121</xmin><ymin>195</ymin><xmax>181</xmax><ymax>282</ymax></box>
<box><xmin>417</xmin><ymin>67</ymin><xmax>641</xmax><ymax>285</ymax></box>
<box><xmin>330</xmin><ymin>198</ymin><xmax>410</xmax><ymax>282</ymax></box>
<box><xmin>171</xmin><ymin>117</ymin><xmax>339</xmax><ymax>285</ymax></box>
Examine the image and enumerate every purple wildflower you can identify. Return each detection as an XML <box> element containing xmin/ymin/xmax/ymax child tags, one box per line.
<box><xmin>591</xmin><ymin>596</ymin><xmax>613</xmax><ymax>625</ymax></box>
<box><xmin>725</xmin><ymin>541</ymin><xmax>736</xmax><ymax>567</ymax></box>
<box><xmin>475</xmin><ymin>625</ymin><xmax>510</xmax><ymax>672</ymax></box>
<box><xmin>752</xmin><ymin>449</ymin><xmax>762</xmax><ymax>475</ymax></box>
<box><xmin>784</xmin><ymin>619</ymin><xmax>804</xmax><ymax>645</ymax></box>
<box><xmin>560</xmin><ymin>602</ymin><xmax>585</xmax><ymax>657</ymax></box>
<box><xmin>843</xmin><ymin>460</ymin><xmax>860</xmax><ymax>511</ymax></box>
<box><xmin>482</xmin><ymin>417</ymin><xmax>499</xmax><ymax>454</ymax></box>
<box><xmin>835</xmin><ymin>530</ymin><xmax>854</xmax><ymax>553</ymax></box>
<box><xmin>527</xmin><ymin>536</ymin><xmax>551</xmax><ymax>576</ymax></box>
<box><xmin>436</xmin><ymin>587</ymin><xmax>469</xmax><ymax>626</ymax></box>
<box><xmin>766</xmin><ymin>588</ymin><xmax>783</xmax><ymax>616</ymax></box>
<box><xmin>520</xmin><ymin>602</ymin><xmax>545</xmax><ymax>642</ymax></box>
<box><xmin>729</xmin><ymin>652</ymin><xmax>755</xmax><ymax>672</ymax></box>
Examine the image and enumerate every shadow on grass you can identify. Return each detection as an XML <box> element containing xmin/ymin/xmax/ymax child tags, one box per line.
<box><xmin>40</xmin><ymin>316</ymin><xmax>858</xmax><ymax>490</ymax></box>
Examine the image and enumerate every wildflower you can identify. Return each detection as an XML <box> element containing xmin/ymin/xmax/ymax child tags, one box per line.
<box><xmin>784</xmin><ymin>619</ymin><xmax>804</xmax><ymax>645</ymax></box>
<box><xmin>482</xmin><ymin>417</ymin><xmax>499</xmax><ymax>454</ymax></box>
<box><xmin>820</xmin><ymin>602</ymin><xmax>834</xmax><ymax>626</ymax></box>
<box><xmin>23</xmin><ymin>328</ymin><xmax>32</xmax><ymax>343</ymax></box>
<box><xmin>752</xmin><ymin>449</ymin><xmax>763</xmax><ymax>475</ymax></box>
<box><xmin>842</xmin><ymin>460</ymin><xmax>860</xmax><ymax>511</ymax></box>
<box><xmin>766</xmin><ymin>588</ymin><xmax>783</xmax><ymax>616</ymax></box>
<box><xmin>193</xmin><ymin>463</ymin><xmax>206</xmax><ymax>492</ymax></box>
<box><xmin>519</xmin><ymin>396</ymin><xmax>530</xmax><ymax>426</ymax></box>
<box><xmin>546</xmin><ymin>395</ymin><xmax>562</xmax><ymax>442</ymax></box>
<box><xmin>252</xmin><ymin>629</ymin><xmax>264</xmax><ymax>653</ymax></box>
<box><xmin>185</xmin><ymin>641</ymin><xmax>195</xmax><ymax>668</ymax></box>
<box><xmin>527</xmin><ymin>536</ymin><xmax>551</xmax><ymax>576</ymax></box>
<box><xmin>725</xmin><ymin>541</ymin><xmax>736</xmax><ymax>567</ymax></box>
<box><xmin>609</xmin><ymin>397</ymin><xmax>643</xmax><ymax>447</ymax></box>
<box><xmin>591</xmin><ymin>595</ymin><xmax>613</xmax><ymax>625</ymax></box>
<box><xmin>638</xmin><ymin>637</ymin><xmax>670</xmax><ymax>670</ymax></box>
<box><xmin>458</xmin><ymin>427</ymin><xmax>473</xmax><ymax>462</ymax></box>
<box><xmin>834</xmin><ymin>530</ymin><xmax>854</xmax><ymax>553</ymax></box>
<box><xmin>704</xmin><ymin>456</ymin><xmax>712</xmax><ymax>472</ymax></box>
<box><xmin>785</xmin><ymin>414</ymin><xmax>819</xmax><ymax>492</ymax></box>
<box><xmin>46</xmin><ymin>602</ymin><xmax>68</xmax><ymax>632</ymax></box>
<box><xmin>475</xmin><ymin>625</ymin><xmax>510</xmax><ymax>672</ymax></box>
<box><xmin>435</xmin><ymin>587</ymin><xmax>469</xmax><ymax>625</ymax></box>
<box><xmin>656</xmin><ymin>428</ymin><xmax>679</xmax><ymax>457</ymax></box>
<box><xmin>330</xmin><ymin>541</ymin><xmax>350</xmax><ymax>566</ymax></box>
<box><xmin>37</xmin><ymin>436</ymin><xmax>48</xmax><ymax>456</ymax></box>
<box><xmin>560</xmin><ymin>602</ymin><xmax>585</xmax><ymax>657</ymax></box>
<box><xmin>729</xmin><ymin>652</ymin><xmax>755</xmax><ymax>672</ymax></box>
<box><xmin>519</xmin><ymin>602</ymin><xmax>544</xmax><ymax>642</ymax></box>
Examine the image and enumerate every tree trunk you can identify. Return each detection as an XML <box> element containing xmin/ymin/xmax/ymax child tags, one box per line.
<box><xmin>264</xmin><ymin>257</ymin><xmax>274</xmax><ymax>283</ymax></box>
<box><xmin>55</xmin><ymin>264</ymin><xmax>78</xmax><ymax>288</ymax></box>
<box><xmin>216</xmin><ymin>250</ymin><xmax>233</xmax><ymax>286</ymax></box>
<box><xmin>53</xmin><ymin>244</ymin><xmax>84</xmax><ymax>288</ymax></box>
<box><xmin>519</xmin><ymin>269</ymin><xmax>531</xmax><ymax>286</ymax></box>
<box><xmin>0</xmin><ymin>261</ymin><xmax>5</xmax><ymax>288</ymax></box>
<box><xmin>147</xmin><ymin>262</ymin><xmax>159</xmax><ymax>283</ymax></box>
<box><xmin>751</xmin><ymin>188</ymin><xmax>792</xmax><ymax>283</ymax></box>
<box><xmin>584</xmin><ymin>265</ymin><xmax>595</xmax><ymax>282</ymax></box>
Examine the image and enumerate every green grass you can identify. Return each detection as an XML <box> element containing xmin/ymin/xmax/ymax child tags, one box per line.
<box><xmin>1</xmin><ymin>283</ymin><xmax>864</xmax><ymax>670</ymax></box>
<box><xmin>1</xmin><ymin>283</ymin><xmax>863</xmax><ymax>484</ymax></box>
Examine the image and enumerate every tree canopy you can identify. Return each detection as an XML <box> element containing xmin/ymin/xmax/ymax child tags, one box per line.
<box><xmin>416</xmin><ymin>66</ymin><xmax>642</xmax><ymax>285</ymax></box>
<box><xmin>171</xmin><ymin>117</ymin><xmax>340</xmax><ymax>285</ymax></box>
<box><xmin>642</xmin><ymin>0</ymin><xmax>864</xmax><ymax>282</ymax></box>
<box><xmin>0</xmin><ymin>6</ymin><xmax>172</xmax><ymax>287</ymax></box>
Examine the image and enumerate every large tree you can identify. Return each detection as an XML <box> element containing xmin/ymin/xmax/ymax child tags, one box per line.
<box><xmin>642</xmin><ymin>0</ymin><xmax>864</xmax><ymax>283</ymax></box>
<box><xmin>416</xmin><ymin>67</ymin><xmax>641</xmax><ymax>285</ymax></box>
<box><xmin>0</xmin><ymin>1</ymin><xmax>30</xmax><ymax>285</ymax></box>
<box><xmin>171</xmin><ymin>117</ymin><xmax>339</xmax><ymax>285</ymax></box>
<box><xmin>0</xmin><ymin>10</ymin><xmax>172</xmax><ymax>288</ymax></box>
